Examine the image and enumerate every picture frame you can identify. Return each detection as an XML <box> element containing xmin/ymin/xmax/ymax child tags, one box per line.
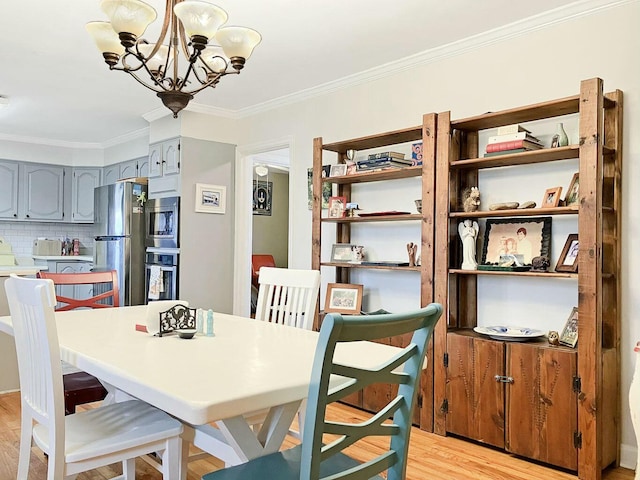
<box><xmin>195</xmin><ymin>183</ymin><xmax>226</xmax><ymax>214</ymax></box>
<box><xmin>307</xmin><ymin>167</ymin><xmax>332</xmax><ymax>210</ymax></box>
<box><xmin>324</xmin><ymin>283</ymin><xmax>363</xmax><ymax>314</ymax></box>
<box><xmin>555</xmin><ymin>234</ymin><xmax>579</xmax><ymax>273</ymax></box>
<box><xmin>481</xmin><ymin>216</ymin><xmax>552</xmax><ymax>265</ymax></box>
<box><xmin>329</xmin><ymin>164</ymin><xmax>348</xmax><ymax>177</ymax></box>
<box><xmin>330</xmin><ymin>243</ymin><xmax>355</xmax><ymax>263</ymax></box>
<box><xmin>564</xmin><ymin>173</ymin><xmax>580</xmax><ymax>206</ymax></box>
<box><xmin>253</xmin><ymin>180</ymin><xmax>272</xmax><ymax>216</ymax></box>
<box><xmin>328</xmin><ymin>196</ymin><xmax>347</xmax><ymax>218</ymax></box>
<box><xmin>560</xmin><ymin>307</ymin><xmax>579</xmax><ymax>347</ymax></box>
<box><xmin>542</xmin><ymin>186</ymin><xmax>563</xmax><ymax>208</ymax></box>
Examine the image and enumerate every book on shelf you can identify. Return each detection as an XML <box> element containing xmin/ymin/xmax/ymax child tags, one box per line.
<box><xmin>496</xmin><ymin>124</ymin><xmax>531</xmax><ymax>135</ymax></box>
<box><xmin>356</xmin><ymin>162</ymin><xmax>405</xmax><ymax>172</ymax></box>
<box><xmin>367</xmin><ymin>151</ymin><xmax>405</xmax><ymax>160</ymax></box>
<box><xmin>485</xmin><ymin>139</ymin><xmax>543</xmax><ymax>153</ymax></box>
<box><xmin>356</xmin><ymin>159</ymin><xmax>410</xmax><ymax>170</ymax></box>
<box><xmin>487</xmin><ymin>131</ymin><xmax>542</xmax><ymax>145</ymax></box>
<box><xmin>483</xmin><ymin>148</ymin><xmax>528</xmax><ymax>157</ymax></box>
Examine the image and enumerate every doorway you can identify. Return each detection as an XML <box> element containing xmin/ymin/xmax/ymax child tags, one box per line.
<box><xmin>233</xmin><ymin>139</ymin><xmax>293</xmax><ymax>317</ymax></box>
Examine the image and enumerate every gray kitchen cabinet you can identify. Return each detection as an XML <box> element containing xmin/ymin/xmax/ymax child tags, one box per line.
<box><xmin>137</xmin><ymin>155</ymin><xmax>150</xmax><ymax>178</ymax></box>
<box><xmin>71</xmin><ymin>168</ymin><xmax>101</xmax><ymax>223</ymax></box>
<box><xmin>119</xmin><ymin>159</ymin><xmax>138</xmax><ymax>180</ymax></box>
<box><xmin>21</xmin><ymin>163</ymin><xmax>65</xmax><ymax>221</ymax></box>
<box><xmin>102</xmin><ymin>164</ymin><xmax>120</xmax><ymax>185</ymax></box>
<box><xmin>0</xmin><ymin>160</ymin><xmax>19</xmax><ymax>219</ymax></box>
<box><xmin>148</xmin><ymin>138</ymin><xmax>181</xmax><ymax>198</ymax></box>
<box><xmin>33</xmin><ymin>259</ymin><xmax>94</xmax><ymax>308</ymax></box>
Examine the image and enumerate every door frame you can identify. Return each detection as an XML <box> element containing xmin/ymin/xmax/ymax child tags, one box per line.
<box><xmin>233</xmin><ymin>136</ymin><xmax>294</xmax><ymax>316</ymax></box>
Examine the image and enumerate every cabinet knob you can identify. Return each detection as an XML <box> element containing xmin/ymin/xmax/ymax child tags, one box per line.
<box><xmin>26</xmin><ymin>214</ymin><xmax>30</xmax><ymax>218</ymax></box>
<box><xmin>13</xmin><ymin>213</ymin><xmax>17</xmax><ymax>217</ymax></box>
<box><xmin>156</xmin><ymin>161</ymin><xmax>161</xmax><ymax>165</ymax></box>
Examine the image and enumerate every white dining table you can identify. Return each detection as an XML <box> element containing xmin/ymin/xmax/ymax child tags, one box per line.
<box><xmin>0</xmin><ymin>305</ymin><xmax>401</xmax><ymax>477</ymax></box>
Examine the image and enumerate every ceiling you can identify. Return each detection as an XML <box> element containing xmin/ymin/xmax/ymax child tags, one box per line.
<box><xmin>0</xmin><ymin>0</ymin><xmax>586</xmax><ymax>147</ymax></box>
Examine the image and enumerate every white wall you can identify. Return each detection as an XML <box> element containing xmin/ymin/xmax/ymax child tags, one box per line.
<box><xmin>232</xmin><ymin>1</ymin><xmax>640</xmax><ymax>467</ymax></box>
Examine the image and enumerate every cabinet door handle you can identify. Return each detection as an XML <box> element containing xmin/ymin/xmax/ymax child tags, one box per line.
<box><xmin>494</xmin><ymin>375</ymin><xmax>514</xmax><ymax>384</ymax></box>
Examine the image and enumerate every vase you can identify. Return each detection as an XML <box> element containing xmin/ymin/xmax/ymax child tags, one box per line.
<box><xmin>556</xmin><ymin>123</ymin><xmax>569</xmax><ymax>147</ymax></box>
<box><xmin>631</xmin><ymin>341</ymin><xmax>640</xmax><ymax>479</ymax></box>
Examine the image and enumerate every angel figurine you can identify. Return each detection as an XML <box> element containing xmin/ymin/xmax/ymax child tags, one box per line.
<box><xmin>458</xmin><ymin>219</ymin><xmax>479</xmax><ymax>270</ymax></box>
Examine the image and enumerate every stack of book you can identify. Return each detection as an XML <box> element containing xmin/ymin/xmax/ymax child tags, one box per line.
<box><xmin>356</xmin><ymin>152</ymin><xmax>412</xmax><ymax>171</ymax></box>
<box><xmin>484</xmin><ymin>124</ymin><xmax>543</xmax><ymax>157</ymax></box>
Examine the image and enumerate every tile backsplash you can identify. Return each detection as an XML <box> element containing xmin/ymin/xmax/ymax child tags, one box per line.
<box><xmin>1</xmin><ymin>222</ymin><xmax>96</xmax><ymax>256</ymax></box>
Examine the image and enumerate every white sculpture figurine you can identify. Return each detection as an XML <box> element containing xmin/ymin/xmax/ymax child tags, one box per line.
<box><xmin>458</xmin><ymin>219</ymin><xmax>479</xmax><ymax>270</ymax></box>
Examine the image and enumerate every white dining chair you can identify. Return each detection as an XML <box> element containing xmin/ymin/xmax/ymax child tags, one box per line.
<box><xmin>5</xmin><ymin>275</ymin><xmax>184</xmax><ymax>480</ymax></box>
<box><xmin>185</xmin><ymin>267</ymin><xmax>321</xmax><ymax>466</ymax></box>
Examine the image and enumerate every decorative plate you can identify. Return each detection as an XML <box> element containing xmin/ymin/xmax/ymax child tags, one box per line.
<box><xmin>473</xmin><ymin>325</ymin><xmax>546</xmax><ymax>342</ymax></box>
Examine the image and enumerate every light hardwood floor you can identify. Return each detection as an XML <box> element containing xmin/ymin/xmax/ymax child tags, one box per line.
<box><xmin>0</xmin><ymin>391</ymin><xmax>633</xmax><ymax>479</ymax></box>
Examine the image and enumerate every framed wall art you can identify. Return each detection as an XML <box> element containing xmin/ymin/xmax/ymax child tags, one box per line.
<box><xmin>307</xmin><ymin>167</ymin><xmax>332</xmax><ymax>210</ymax></box>
<box><xmin>564</xmin><ymin>173</ymin><xmax>580</xmax><ymax>207</ymax></box>
<box><xmin>253</xmin><ymin>180</ymin><xmax>272</xmax><ymax>216</ymax></box>
<box><xmin>560</xmin><ymin>307</ymin><xmax>578</xmax><ymax>347</ymax></box>
<box><xmin>481</xmin><ymin>217</ymin><xmax>552</xmax><ymax>265</ymax></box>
<box><xmin>324</xmin><ymin>283</ymin><xmax>363</xmax><ymax>314</ymax></box>
<box><xmin>542</xmin><ymin>186</ymin><xmax>563</xmax><ymax>208</ymax></box>
<box><xmin>555</xmin><ymin>233</ymin><xmax>579</xmax><ymax>273</ymax></box>
<box><xmin>195</xmin><ymin>183</ymin><xmax>226</xmax><ymax>214</ymax></box>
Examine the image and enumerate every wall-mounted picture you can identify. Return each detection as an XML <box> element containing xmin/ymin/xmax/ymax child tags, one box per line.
<box><xmin>481</xmin><ymin>217</ymin><xmax>552</xmax><ymax>265</ymax></box>
<box><xmin>195</xmin><ymin>183</ymin><xmax>226</xmax><ymax>214</ymax></box>
<box><xmin>564</xmin><ymin>173</ymin><xmax>580</xmax><ymax>207</ymax></box>
<box><xmin>328</xmin><ymin>196</ymin><xmax>347</xmax><ymax>218</ymax></box>
<box><xmin>542</xmin><ymin>186</ymin><xmax>563</xmax><ymax>208</ymax></box>
<box><xmin>560</xmin><ymin>307</ymin><xmax>578</xmax><ymax>347</ymax></box>
<box><xmin>555</xmin><ymin>233</ymin><xmax>579</xmax><ymax>273</ymax></box>
<box><xmin>330</xmin><ymin>164</ymin><xmax>348</xmax><ymax>177</ymax></box>
<box><xmin>324</xmin><ymin>283</ymin><xmax>363</xmax><ymax>314</ymax></box>
<box><xmin>253</xmin><ymin>180</ymin><xmax>272</xmax><ymax>216</ymax></box>
<box><xmin>330</xmin><ymin>243</ymin><xmax>356</xmax><ymax>263</ymax></box>
<box><xmin>307</xmin><ymin>166</ymin><xmax>332</xmax><ymax>210</ymax></box>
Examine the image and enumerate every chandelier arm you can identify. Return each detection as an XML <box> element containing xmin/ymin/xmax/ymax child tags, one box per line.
<box><xmin>120</xmin><ymin>51</ymin><xmax>152</xmax><ymax>73</ymax></box>
<box><xmin>178</xmin><ymin>19</ymin><xmax>191</xmax><ymax>60</ymax></box>
<box><xmin>180</xmin><ymin>71</ymin><xmax>240</xmax><ymax>97</ymax></box>
<box><xmin>122</xmin><ymin>70</ymin><xmax>165</xmax><ymax>94</ymax></box>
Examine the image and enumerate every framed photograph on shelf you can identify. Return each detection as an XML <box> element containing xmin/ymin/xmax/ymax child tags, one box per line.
<box><xmin>542</xmin><ymin>186</ymin><xmax>563</xmax><ymax>208</ymax></box>
<box><xmin>328</xmin><ymin>196</ymin><xmax>347</xmax><ymax>218</ymax></box>
<box><xmin>330</xmin><ymin>243</ymin><xmax>355</xmax><ymax>262</ymax></box>
<box><xmin>324</xmin><ymin>283</ymin><xmax>363</xmax><ymax>314</ymax></box>
<box><xmin>555</xmin><ymin>234</ymin><xmax>579</xmax><ymax>273</ymax></box>
<box><xmin>307</xmin><ymin>168</ymin><xmax>332</xmax><ymax>210</ymax></box>
<box><xmin>564</xmin><ymin>173</ymin><xmax>580</xmax><ymax>206</ymax></box>
<box><xmin>195</xmin><ymin>183</ymin><xmax>226</xmax><ymax>214</ymax></box>
<box><xmin>329</xmin><ymin>164</ymin><xmax>348</xmax><ymax>177</ymax></box>
<box><xmin>481</xmin><ymin>217</ymin><xmax>552</xmax><ymax>265</ymax></box>
<box><xmin>560</xmin><ymin>307</ymin><xmax>579</xmax><ymax>347</ymax></box>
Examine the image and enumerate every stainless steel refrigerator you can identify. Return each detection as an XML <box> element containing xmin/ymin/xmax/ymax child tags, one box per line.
<box><xmin>93</xmin><ymin>181</ymin><xmax>147</xmax><ymax>306</ymax></box>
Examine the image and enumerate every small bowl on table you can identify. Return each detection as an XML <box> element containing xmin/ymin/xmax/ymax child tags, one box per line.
<box><xmin>175</xmin><ymin>328</ymin><xmax>197</xmax><ymax>339</ymax></box>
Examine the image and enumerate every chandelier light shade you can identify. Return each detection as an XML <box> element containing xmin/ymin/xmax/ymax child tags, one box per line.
<box><xmin>87</xmin><ymin>0</ymin><xmax>261</xmax><ymax>117</ymax></box>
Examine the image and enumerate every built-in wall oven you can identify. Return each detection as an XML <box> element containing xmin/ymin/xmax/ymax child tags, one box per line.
<box><xmin>145</xmin><ymin>248</ymin><xmax>179</xmax><ymax>303</ymax></box>
<box><xmin>145</xmin><ymin>197</ymin><xmax>180</xmax><ymax>249</ymax></box>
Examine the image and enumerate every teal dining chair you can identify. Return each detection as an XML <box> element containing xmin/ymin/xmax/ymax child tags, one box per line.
<box><xmin>201</xmin><ymin>303</ymin><xmax>443</xmax><ymax>480</ymax></box>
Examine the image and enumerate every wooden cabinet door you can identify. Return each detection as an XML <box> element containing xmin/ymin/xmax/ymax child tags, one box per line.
<box><xmin>22</xmin><ymin>164</ymin><xmax>65</xmax><ymax>221</ymax></box>
<box><xmin>72</xmin><ymin>168</ymin><xmax>100</xmax><ymax>223</ymax></box>
<box><xmin>446</xmin><ymin>334</ymin><xmax>505</xmax><ymax>448</ymax></box>
<box><xmin>0</xmin><ymin>160</ymin><xmax>19</xmax><ymax>219</ymax></box>
<box><xmin>506</xmin><ymin>343</ymin><xmax>577</xmax><ymax>470</ymax></box>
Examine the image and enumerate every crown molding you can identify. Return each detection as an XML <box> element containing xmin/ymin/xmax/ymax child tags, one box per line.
<box><xmin>0</xmin><ymin>132</ymin><xmax>103</xmax><ymax>150</ymax></box>
<box><xmin>235</xmin><ymin>0</ymin><xmax>632</xmax><ymax>118</ymax></box>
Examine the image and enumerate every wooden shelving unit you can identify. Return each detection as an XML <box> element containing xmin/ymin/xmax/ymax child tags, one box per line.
<box><xmin>432</xmin><ymin>78</ymin><xmax>622</xmax><ymax>479</ymax></box>
<box><xmin>312</xmin><ymin>114</ymin><xmax>437</xmax><ymax>431</ymax></box>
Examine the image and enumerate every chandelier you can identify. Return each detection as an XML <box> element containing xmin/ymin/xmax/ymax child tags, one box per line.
<box><xmin>86</xmin><ymin>0</ymin><xmax>261</xmax><ymax>117</ymax></box>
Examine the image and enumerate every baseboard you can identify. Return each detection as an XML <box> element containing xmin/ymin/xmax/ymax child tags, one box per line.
<box><xmin>620</xmin><ymin>443</ymin><xmax>637</xmax><ymax>471</ymax></box>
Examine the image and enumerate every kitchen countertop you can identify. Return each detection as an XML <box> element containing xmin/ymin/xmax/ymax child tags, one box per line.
<box><xmin>32</xmin><ymin>255</ymin><xmax>93</xmax><ymax>262</ymax></box>
<box><xmin>0</xmin><ymin>265</ymin><xmax>49</xmax><ymax>277</ymax></box>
